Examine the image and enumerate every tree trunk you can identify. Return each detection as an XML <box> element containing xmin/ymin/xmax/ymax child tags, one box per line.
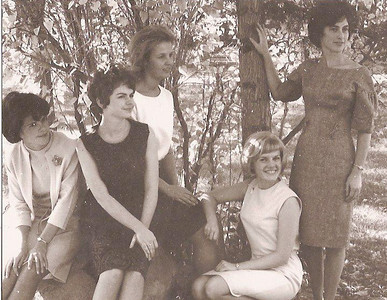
<box><xmin>237</xmin><ymin>0</ymin><xmax>271</xmax><ymax>143</ymax></box>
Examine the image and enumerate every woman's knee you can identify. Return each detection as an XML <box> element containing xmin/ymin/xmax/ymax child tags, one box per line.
<box><xmin>99</xmin><ymin>269</ymin><xmax>124</xmax><ymax>283</ymax></box>
<box><xmin>124</xmin><ymin>270</ymin><xmax>144</xmax><ymax>282</ymax></box>
<box><xmin>191</xmin><ymin>276</ymin><xmax>207</xmax><ymax>299</ymax></box>
<box><xmin>18</xmin><ymin>265</ymin><xmax>47</xmax><ymax>283</ymax></box>
<box><xmin>204</xmin><ymin>276</ymin><xmax>227</xmax><ymax>299</ymax></box>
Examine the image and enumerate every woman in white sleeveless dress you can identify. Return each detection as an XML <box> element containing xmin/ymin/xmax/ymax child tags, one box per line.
<box><xmin>192</xmin><ymin>131</ymin><xmax>303</xmax><ymax>300</ymax></box>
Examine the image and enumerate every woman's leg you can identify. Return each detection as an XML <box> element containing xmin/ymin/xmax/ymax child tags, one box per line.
<box><xmin>192</xmin><ymin>275</ymin><xmax>211</xmax><ymax>300</ymax></box>
<box><xmin>324</xmin><ymin>247</ymin><xmax>345</xmax><ymax>300</ymax></box>
<box><xmin>203</xmin><ymin>275</ymin><xmax>232</xmax><ymax>299</ymax></box>
<box><xmin>203</xmin><ymin>275</ymin><xmax>254</xmax><ymax>300</ymax></box>
<box><xmin>301</xmin><ymin>245</ymin><xmax>324</xmax><ymax>300</ymax></box>
<box><xmin>2</xmin><ymin>270</ymin><xmax>18</xmax><ymax>299</ymax></box>
<box><xmin>118</xmin><ymin>271</ymin><xmax>144</xmax><ymax>300</ymax></box>
<box><xmin>7</xmin><ymin>264</ymin><xmax>48</xmax><ymax>300</ymax></box>
<box><xmin>92</xmin><ymin>269</ymin><xmax>124</xmax><ymax>300</ymax></box>
<box><xmin>191</xmin><ymin>226</ymin><xmax>225</xmax><ymax>274</ymax></box>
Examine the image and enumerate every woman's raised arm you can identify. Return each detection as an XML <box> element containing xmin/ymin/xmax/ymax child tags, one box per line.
<box><xmin>250</xmin><ymin>24</ymin><xmax>302</xmax><ymax>102</ymax></box>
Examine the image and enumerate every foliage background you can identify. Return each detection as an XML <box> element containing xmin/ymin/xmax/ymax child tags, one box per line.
<box><xmin>2</xmin><ymin>0</ymin><xmax>386</xmax><ymax>298</ymax></box>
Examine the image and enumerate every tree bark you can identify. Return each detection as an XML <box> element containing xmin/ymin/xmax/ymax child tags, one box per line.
<box><xmin>237</xmin><ymin>0</ymin><xmax>271</xmax><ymax>143</ymax></box>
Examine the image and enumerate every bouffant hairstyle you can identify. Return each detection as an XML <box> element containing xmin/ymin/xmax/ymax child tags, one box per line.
<box><xmin>308</xmin><ymin>0</ymin><xmax>358</xmax><ymax>48</ymax></box>
<box><xmin>129</xmin><ymin>25</ymin><xmax>175</xmax><ymax>79</ymax></box>
<box><xmin>88</xmin><ymin>66</ymin><xmax>136</xmax><ymax>115</ymax></box>
<box><xmin>2</xmin><ymin>92</ymin><xmax>49</xmax><ymax>143</ymax></box>
<box><xmin>241</xmin><ymin>131</ymin><xmax>286</xmax><ymax>177</ymax></box>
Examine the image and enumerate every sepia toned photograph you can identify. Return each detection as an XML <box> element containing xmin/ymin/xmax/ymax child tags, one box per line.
<box><xmin>2</xmin><ymin>0</ymin><xmax>386</xmax><ymax>299</ymax></box>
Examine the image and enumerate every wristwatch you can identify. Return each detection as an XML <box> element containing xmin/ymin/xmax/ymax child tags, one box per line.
<box><xmin>37</xmin><ymin>236</ymin><xmax>48</xmax><ymax>244</ymax></box>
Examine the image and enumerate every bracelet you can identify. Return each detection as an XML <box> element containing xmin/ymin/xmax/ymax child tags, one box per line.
<box><xmin>235</xmin><ymin>263</ymin><xmax>240</xmax><ymax>270</ymax></box>
<box><xmin>37</xmin><ymin>236</ymin><xmax>48</xmax><ymax>245</ymax></box>
<box><xmin>353</xmin><ymin>164</ymin><xmax>364</xmax><ymax>171</ymax></box>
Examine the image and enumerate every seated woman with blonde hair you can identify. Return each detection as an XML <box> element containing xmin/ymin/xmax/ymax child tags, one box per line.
<box><xmin>192</xmin><ymin>131</ymin><xmax>303</xmax><ymax>300</ymax></box>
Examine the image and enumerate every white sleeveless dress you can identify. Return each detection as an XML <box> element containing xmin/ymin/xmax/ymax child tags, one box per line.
<box><xmin>131</xmin><ymin>86</ymin><xmax>174</xmax><ymax>161</ymax></box>
<box><xmin>205</xmin><ymin>180</ymin><xmax>303</xmax><ymax>300</ymax></box>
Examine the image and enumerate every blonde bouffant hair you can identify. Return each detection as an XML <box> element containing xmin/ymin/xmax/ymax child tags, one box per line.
<box><xmin>241</xmin><ymin>131</ymin><xmax>286</xmax><ymax>177</ymax></box>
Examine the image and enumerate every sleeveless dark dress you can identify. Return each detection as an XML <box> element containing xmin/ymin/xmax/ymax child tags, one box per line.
<box><xmin>81</xmin><ymin>120</ymin><xmax>150</xmax><ymax>277</ymax></box>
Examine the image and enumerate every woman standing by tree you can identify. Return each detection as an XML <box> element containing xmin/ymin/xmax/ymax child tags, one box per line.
<box><xmin>129</xmin><ymin>25</ymin><xmax>221</xmax><ymax>273</ymax></box>
<box><xmin>76</xmin><ymin>67</ymin><xmax>159</xmax><ymax>300</ymax></box>
<box><xmin>250</xmin><ymin>1</ymin><xmax>378</xmax><ymax>299</ymax></box>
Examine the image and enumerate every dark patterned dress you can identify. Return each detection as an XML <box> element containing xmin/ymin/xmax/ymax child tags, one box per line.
<box><xmin>81</xmin><ymin>120</ymin><xmax>150</xmax><ymax>276</ymax></box>
<box><xmin>277</xmin><ymin>59</ymin><xmax>378</xmax><ymax>248</ymax></box>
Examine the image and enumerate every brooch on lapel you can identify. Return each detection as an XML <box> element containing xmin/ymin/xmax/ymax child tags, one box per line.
<box><xmin>52</xmin><ymin>155</ymin><xmax>63</xmax><ymax>166</ymax></box>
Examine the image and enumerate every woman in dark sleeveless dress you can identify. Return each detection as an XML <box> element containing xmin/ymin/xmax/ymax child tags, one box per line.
<box><xmin>76</xmin><ymin>67</ymin><xmax>159</xmax><ymax>299</ymax></box>
<box><xmin>250</xmin><ymin>2</ymin><xmax>377</xmax><ymax>299</ymax></box>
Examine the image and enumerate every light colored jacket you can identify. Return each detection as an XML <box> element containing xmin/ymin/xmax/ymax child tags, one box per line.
<box><xmin>5</xmin><ymin>131</ymin><xmax>80</xmax><ymax>230</ymax></box>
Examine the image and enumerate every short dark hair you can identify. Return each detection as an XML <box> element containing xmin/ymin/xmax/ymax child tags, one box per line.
<box><xmin>88</xmin><ymin>66</ymin><xmax>136</xmax><ymax>114</ymax></box>
<box><xmin>308</xmin><ymin>0</ymin><xmax>358</xmax><ymax>48</ymax></box>
<box><xmin>129</xmin><ymin>25</ymin><xmax>175</xmax><ymax>79</ymax></box>
<box><xmin>2</xmin><ymin>92</ymin><xmax>50</xmax><ymax>143</ymax></box>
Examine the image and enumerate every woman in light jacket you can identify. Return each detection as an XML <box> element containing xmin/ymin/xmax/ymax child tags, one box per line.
<box><xmin>2</xmin><ymin>92</ymin><xmax>81</xmax><ymax>300</ymax></box>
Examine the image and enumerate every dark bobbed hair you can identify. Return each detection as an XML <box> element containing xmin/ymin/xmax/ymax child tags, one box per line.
<box><xmin>88</xmin><ymin>66</ymin><xmax>136</xmax><ymax>115</ymax></box>
<box><xmin>129</xmin><ymin>25</ymin><xmax>175</xmax><ymax>79</ymax></box>
<box><xmin>241</xmin><ymin>131</ymin><xmax>287</xmax><ymax>177</ymax></box>
<box><xmin>2</xmin><ymin>92</ymin><xmax>50</xmax><ymax>143</ymax></box>
<box><xmin>308</xmin><ymin>0</ymin><xmax>358</xmax><ymax>48</ymax></box>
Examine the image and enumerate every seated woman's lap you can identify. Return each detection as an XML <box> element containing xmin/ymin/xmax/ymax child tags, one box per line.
<box><xmin>207</xmin><ymin>270</ymin><xmax>298</xmax><ymax>300</ymax></box>
<box><xmin>3</xmin><ymin>214</ymin><xmax>81</xmax><ymax>283</ymax></box>
<box><xmin>87</xmin><ymin>226</ymin><xmax>149</xmax><ymax>279</ymax></box>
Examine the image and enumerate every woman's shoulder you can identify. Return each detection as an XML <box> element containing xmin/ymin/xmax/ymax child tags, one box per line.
<box><xmin>275</xmin><ymin>181</ymin><xmax>302</xmax><ymax>212</ymax></box>
<box><xmin>342</xmin><ymin>62</ymin><xmax>375</xmax><ymax>89</ymax></box>
<box><xmin>299</xmin><ymin>58</ymin><xmax>319</xmax><ymax>69</ymax></box>
<box><xmin>5</xmin><ymin>141</ymin><xmax>24</xmax><ymax>167</ymax></box>
<box><xmin>159</xmin><ymin>86</ymin><xmax>172</xmax><ymax>95</ymax></box>
<box><xmin>128</xmin><ymin>119</ymin><xmax>150</xmax><ymax>144</ymax></box>
<box><xmin>80</xmin><ymin>126</ymin><xmax>98</xmax><ymax>142</ymax></box>
<box><xmin>354</xmin><ymin>64</ymin><xmax>373</xmax><ymax>81</ymax></box>
<box><xmin>52</xmin><ymin>131</ymin><xmax>77</xmax><ymax>147</ymax></box>
<box><xmin>275</xmin><ymin>180</ymin><xmax>299</xmax><ymax>199</ymax></box>
<box><xmin>159</xmin><ymin>86</ymin><xmax>173</xmax><ymax>100</ymax></box>
<box><xmin>129</xmin><ymin>119</ymin><xmax>150</xmax><ymax>132</ymax></box>
<box><xmin>51</xmin><ymin>131</ymin><xmax>77</xmax><ymax>155</ymax></box>
<box><xmin>289</xmin><ymin>59</ymin><xmax>318</xmax><ymax>78</ymax></box>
